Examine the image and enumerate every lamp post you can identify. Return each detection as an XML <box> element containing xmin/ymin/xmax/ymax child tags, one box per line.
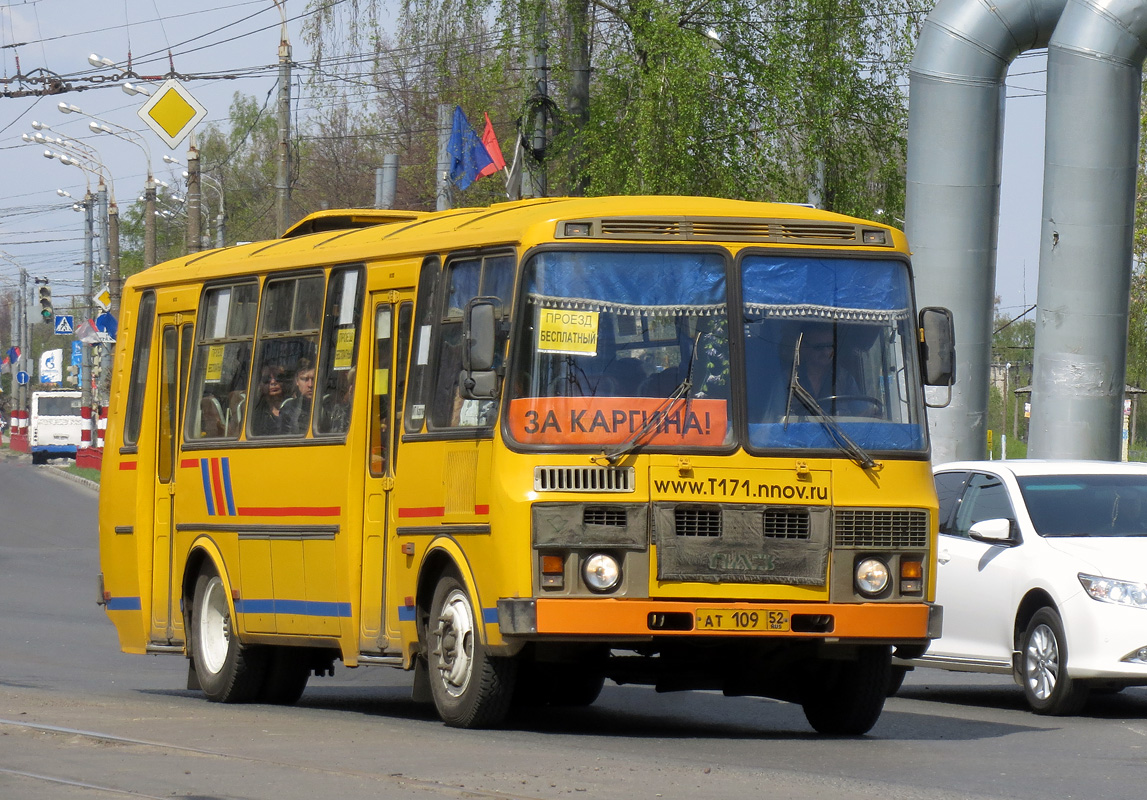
<box><xmin>59</xmin><ymin>101</ymin><xmax>157</xmax><ymax>269</ymax></box>
<box><xmin>0</xmin><ymin>251</ymin><xmax>29</xmax><ymax>429</ymax></box>
<box><xmin>165</xmin><ymin>154</ymin><xmax>225</xmax><ymax>249</ymax></box>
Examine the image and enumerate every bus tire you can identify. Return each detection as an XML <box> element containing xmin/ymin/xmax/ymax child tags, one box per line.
<box><xmin>515</xmin><ymin>662</ymin><xmax>605</xmax><ymax>708</ymax></box>
<box><xmin>191</xmin><ymin>566</ymin><xmax>268</xmax><ymax>703</ymax></box>
<box><xmin>801</xmin><ymin>645</ymin><xmax>890</xmax><ymax>736</ymax></box>
<box><xmin>258</xmin><ymin>647</ymin><xmax>310</xmax><ymax>705</ymax></box>
<box><xmin>426</xmin><ymin>574</ymin><xmax>516</xmax><ymax>728</ymax></box>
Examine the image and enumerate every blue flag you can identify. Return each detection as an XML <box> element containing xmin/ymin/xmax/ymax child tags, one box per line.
<box><xmin>448</xmin><ymin>106</ymin><xmax>494</xmax><ymax>191</ymax></box>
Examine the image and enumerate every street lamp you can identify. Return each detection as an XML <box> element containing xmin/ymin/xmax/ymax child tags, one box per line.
<box><xmin>61</xmin><ymin>101</ymin><xmax>156</xmax><ymax>269</ymax></box>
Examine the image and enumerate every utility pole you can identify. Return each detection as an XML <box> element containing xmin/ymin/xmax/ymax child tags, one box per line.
<box><xmin>375</xmin><ymin>155</ymin><xmax>398</xmax><ymax>209</ymax></box>
<box><xmin>81</xmin><ymin>191</ymin><xmax>95</xmax><ymax>449</ymax></box>
<box><xmin>18</xmin><ymin>267</ymin><xmax>27</xmax><ymax>427</ymax></box>
<box><xmin>186</xmin><ymin>139</ymin><xmax>202</xmax><ymax>253</ymax></box>
<box><xmin>144</xmin><ymin>178</ymin><xmax>157</xmax><ymax>269</ymax></box>
<box><xmin>522</xmin><ymin>3</ymin><xmax>548</xmax><ymax>199</ymax></box>
<box><xmin>274</xmin><ymin>1</ymin><xmax>292</xmax><ymax>236</ymax></box>
<box><xmin>109</xmin><ymin>202</ymin><xmax>120</xmax><ymax>316</ymax></box>
<box><xmin>436</xmin><ymin>103</ymin><xmax>451</xmax><ymax>211</ymax></box>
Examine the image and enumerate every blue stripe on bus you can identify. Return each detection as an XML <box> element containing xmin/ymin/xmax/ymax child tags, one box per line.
<box><xmin>234</xmin><ymin>599</ymin><xmax>352</xmax><ymax>617</ymax></box>
<box><xmin>199</xmin><ymin>459</ymin><xmax>215</xmax><ymax>516</ymax></box>
<box><xmin>221</xmin><ymin>457</ymin><xmax>237</xmax><ymax>516</ymax></box>
<box><xmin>395</xmin><ymin>606</ymin><xmax>497</xmax><ymax>623</ymax></box>
<box><xmin>105</xmin><ymin>596</ymin><xmax>142</xmax><ymax>611</ymax></box>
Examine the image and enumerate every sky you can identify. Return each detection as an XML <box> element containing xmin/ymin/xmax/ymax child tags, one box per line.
<box><xmin>0</xmin><ymin>1</ymin><xmax>1049</xmax><ymax>327</ymax></box>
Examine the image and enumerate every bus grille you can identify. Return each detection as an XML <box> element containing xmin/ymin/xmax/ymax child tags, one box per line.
<box><xmin>534</xmin><ymin>466</ymin><xmax>634</xmax><ymax>493</ymax></box>
<box><xmin>584</xmin><ymin>507</ymin><xmax>628</xmax><ymax>526</ymax></box>
<box><xmin>558</xmin><ymin>217</ymin><xmax>891</xmax><ymax>247</ymax></box>
<box><xmin>763</xmin><ymin>508</ymin><xmax>811</xmax><ymax>539</ymax></box>
<box><xmin>834</xmin><ymin>509</ymin><xmax>928</xmax><ymax>548</ymax></box>
<box><xmin>675</xmin><ymin>507</ymin><xmax>722</xmax><ymax>537</ymax></box>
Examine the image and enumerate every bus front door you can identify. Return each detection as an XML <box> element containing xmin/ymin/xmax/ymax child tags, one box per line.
<box><xmin>360</xmin><ymin>294</ymin><xmax>413</xmax><ymax>654</ymax></box>
<box><xmin>150</xmin><ymin>316</ymin><xmax>194</xmax><ymax>645</ymax></box>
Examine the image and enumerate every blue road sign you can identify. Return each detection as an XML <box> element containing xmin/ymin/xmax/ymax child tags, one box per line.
<box><xmin>16</xmin><ymin>371</ymin><xmax>28</xmax><ymax>385</ymax></box>
<box><xmin>71</xmin><ymin>341</ymin><xmax>82</xmax><ymax>367</ymax></box>
<box><xmin>54</xmin><ymin>315</ymin><xmax>74</xmax><ymax>335</ymax></box>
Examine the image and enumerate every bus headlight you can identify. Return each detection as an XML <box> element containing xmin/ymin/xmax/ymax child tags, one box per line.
<box><xmin>855</xmin><ymin>558</ymin><xmax>890</xmax><ymax>596</ymax></box>
<box><xmin>583</xmin><ymin>553</ymin><xmax>621</xmax><ymax>593</ymax></box>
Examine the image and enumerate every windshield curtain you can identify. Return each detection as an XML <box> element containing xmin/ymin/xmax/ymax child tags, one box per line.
<box><xmin>741</xmin><ymin>256</ymin><xmax>926</xmax><ymax>453</ymax></box>
<box><xmin>507</xmin><ymin>250</ymin><xmax>733</xmax><ymax>449</ymax></box>
<box><xmin>1018</xmin><ymin>475</ymin><xmax>1147</xmax><ymax>537</ymax></box>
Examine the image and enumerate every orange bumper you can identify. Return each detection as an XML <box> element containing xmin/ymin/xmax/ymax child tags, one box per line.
<box><xmin>501</xmin><ymin>598</ymin><xmax>940</xmax><ymax>641</ymax></box>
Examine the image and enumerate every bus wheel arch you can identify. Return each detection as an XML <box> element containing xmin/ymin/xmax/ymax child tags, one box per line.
<box><xmin>184</xmin><ymin>547</ymin><xmax>268</xmax><ymax>703</ymax></box>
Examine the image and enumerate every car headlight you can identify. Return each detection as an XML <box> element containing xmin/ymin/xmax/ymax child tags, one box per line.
<box><xmin>855</xmin><ymin>558</ymin><xmax>890</xmax><ymax>597</ymax></box>
<box><xmin>1079</xmin><ymin>573</ymin><xmax>1147</xmax><ymax>609</ymax></box>
<box><xmin>583</xmin><ymin>553</ymin><xmax>621</xmax><ymax>592</ymax></box>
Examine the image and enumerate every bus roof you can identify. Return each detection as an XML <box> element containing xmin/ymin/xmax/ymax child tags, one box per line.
<box><xmin>123</xmin><ymin>196</ymin><xmax>907</xmax><ymax>292</ymax></box>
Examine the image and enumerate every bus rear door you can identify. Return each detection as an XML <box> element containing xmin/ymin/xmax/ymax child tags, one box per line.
<box><xmin>151</xmin><ymin>314</ymin><xmax>194</xmax><ymax>644</ymax></box>
<box><xmin>360</xmin><ymin>292</ymin><xmax>413</xmax><ymax>653</ymax></box>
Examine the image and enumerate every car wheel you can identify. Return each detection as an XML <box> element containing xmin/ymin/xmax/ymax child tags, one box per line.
<box><xmin>191</xmin><ymin>565</ymin><xmax>268</xmax><ymax>703</ymax></box>
<box><xmin>425</xmin><ymin>574</ymin><xmax>516</xmax><ymax>728</ymax></box>
<box><xmin>1020</xmin><ymin>607</ymin><xmax>1089</xmax><ymax>715</ymax></box>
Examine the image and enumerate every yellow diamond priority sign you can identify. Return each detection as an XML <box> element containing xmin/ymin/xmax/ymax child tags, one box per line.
<box><xmin>136</xmin><ymin>78</ymin><xmax>207</xmax><ymax>149</ymax></box>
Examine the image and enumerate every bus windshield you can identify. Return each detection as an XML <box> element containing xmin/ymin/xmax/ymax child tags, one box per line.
<box><xmin>742</xmin><ymin>255</ymin><xmax>925</xmax><ymax>453</ymax></box>
<box><xmin>507</xmin><ymin>250</ymin><xmax>733</xmax><ymax>450</ymax></box>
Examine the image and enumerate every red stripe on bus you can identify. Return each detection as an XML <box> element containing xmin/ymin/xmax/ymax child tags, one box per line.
<box><xmin>119</xmin><ymin>461</ymin><xmax>137</xmax><ymax>470</ymax></box>
<box><xmin>180</xmin><ymin>458</ymin><xmax>199</xmax><ymax>469</ymax></box>
<box><xmin>236</xmin><ymin>507</ymin><xmax>341</xmax><ymax>517</ymax></box>
<box><xmin>209</xmin><ymin>458</ymin><xmax>227</xmax><ymax>516</ymax></box>
<box><xmin>398</xmin><ymin>507</ymin><xmax>446</xmax><ymax>518</ymax></box>
<box><xmin>474</xmin><ymin>505</ymin><xmax>490</xmax><ymax>515</ymax></box>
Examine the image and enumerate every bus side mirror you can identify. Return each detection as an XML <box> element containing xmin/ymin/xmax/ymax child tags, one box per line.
<box><xmin>919</xmin><ymin>307</ymin><xmax>955</xmax><ymax>385</ymax></box>
<box><xmin>460</xmin><ymin>297</ymin><xmax>499</xmax><ymax>400</ymax></box>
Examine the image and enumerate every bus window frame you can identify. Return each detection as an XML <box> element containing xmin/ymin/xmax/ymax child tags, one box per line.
<box><xmin>312</xmin><ymin>264</ymin><xmax>366</xmax><ymax>439</ymax></box>
<box><xmin>183</xmin><ymin>279</ymin><xmax>261</xmax><ymax>445</ymax></box>
<box><xmin>499</xmin><ymin>242</ymin><xmax>740</xmax><ymax>458</ymax></box>
<box><xmin>404</xmin><ymin>256</ymin><xmax>441</xmax><ymax>436</ymax></box>
<box><xmin>121</xmin><ymin>290</ymin><xmax>157</xmax><ymax>451</ymax></box>
<box><xmin>423</xmin><ymin>248</ymin><xmax>516</xmax><ymax>436</ymax></box>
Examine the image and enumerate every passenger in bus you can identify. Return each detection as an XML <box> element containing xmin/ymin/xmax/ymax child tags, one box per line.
<box><xmin>791</xmin><ymin>323</ymin><xmax>863</xmax><ymax>415</ymax></box>
<box><xmin>250</xmin><ymin>364</ymin><xmax>289</xmax><ymax>435</ymax></box>
<box><xmin>320</xmin><ymin>367</ymin><xmax>355</xmax><ymax>433</ymax></box>
<box><xmin>281</xmin><ymin>357</ymin><xmax>316</xmax><ymax>434</ymax></box>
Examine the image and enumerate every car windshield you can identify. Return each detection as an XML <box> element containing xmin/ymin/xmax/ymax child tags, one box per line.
<box><xmin>1018</xmin><ymin>474</ymin><xmax>1147</xmax><ymax>537</ymax></box>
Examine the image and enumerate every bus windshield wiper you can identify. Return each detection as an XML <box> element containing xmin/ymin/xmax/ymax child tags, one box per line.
<box><xmin>602</xmin><ymin>332</ymin><xmax>702</xmax><ymax>466</ymax></box>
<box><xmin>784</xmin><ymin>336</ymin><xmax>880</xmax><ymax>472</ymax></box>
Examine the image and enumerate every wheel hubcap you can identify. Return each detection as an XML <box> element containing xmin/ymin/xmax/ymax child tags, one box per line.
<box><xmin>1024</xmin><ymin>623</ymin><xmax>1060</xmax><ymax>701</ymax></box>
<box><xmin>433</xmin><ymin>589</ymin><xmax>475</xmax><ymax>697</ymax></box>
<box><xmin>199</xmin><ymin>577</ymin><xmax>231</xmax><ymax>676</ymax></box>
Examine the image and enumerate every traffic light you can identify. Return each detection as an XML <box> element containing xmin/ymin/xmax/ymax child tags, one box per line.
<box><xmin>66</xmin><ymin>364</ymin><xmax>78</xmax><ymax>385</ymax></box>
<box><xmin>38</xmin><ymin>283</ymin><xmax>52</xmax><ymax>323</ymax></box>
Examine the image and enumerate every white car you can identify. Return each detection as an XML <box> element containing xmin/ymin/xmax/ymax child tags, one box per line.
<box><xmin>901</xmin><ymin>459</ymin><xmax>1147</xmax><ymax>715</ymax></box>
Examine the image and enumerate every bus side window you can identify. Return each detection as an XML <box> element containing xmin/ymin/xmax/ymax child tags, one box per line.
<box><xmin>185</xmin><ymin>282</ymin><xmax>257</xmax><ymax>441</ymax></box>
<box><xmin>315</xmin><ymin>267</ymin><xmax>364</xmax><ymax>435</ymax></box>
<box><xmin>123</xmin><ymin>291</ymin><xmax>156</xmax><ymax>447</ymax></box>
<box><xmin>429</xmin><ymin>253</ymin><xmax>513</xmax><ymax>429</ymax></box>
<box><xmin>405</xmin><ymin>258</ymin><xmax>440</xmax><ymax>434</ymax></box>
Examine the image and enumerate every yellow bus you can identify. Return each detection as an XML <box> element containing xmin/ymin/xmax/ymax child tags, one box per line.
<box><xmin>98</xmin><ymin>196</ymin><xmax>954</xmax><ymax>735</ymax></box>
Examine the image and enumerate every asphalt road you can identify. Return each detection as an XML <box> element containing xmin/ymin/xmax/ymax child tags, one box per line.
<box><xmin>3</xmin><ymin>451</ymin><xmax>1147</xmax><ymax>800</ymax></box>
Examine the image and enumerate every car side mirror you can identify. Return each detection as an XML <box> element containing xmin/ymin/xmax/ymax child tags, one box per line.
<box><xmin>460</xmin><ymin>297</ymin><xmax>499</xmax><ymax>400</ymax></box>
<box><xmin>968</xmin><ymin>517</ymin><xmax>1013</xmax><ymax>544</ymax></box>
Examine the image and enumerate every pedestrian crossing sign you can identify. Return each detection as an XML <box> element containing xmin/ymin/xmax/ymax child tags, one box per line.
<box><xmin>54</xmin><ymin>315</ymin><xmax>74</xmax><ymax>335</ymax></box>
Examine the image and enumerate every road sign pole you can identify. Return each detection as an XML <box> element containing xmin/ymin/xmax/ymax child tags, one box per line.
<box><xmin>81</xmin><ymin>192</ymin><xmax>94</xmax><ymax>448</ymax></box>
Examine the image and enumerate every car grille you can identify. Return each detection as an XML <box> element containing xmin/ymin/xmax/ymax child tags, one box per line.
<box><xmin>834</xmin><ymin>509</ymin><xmax>928</xmax><ymax>548</ymax></box>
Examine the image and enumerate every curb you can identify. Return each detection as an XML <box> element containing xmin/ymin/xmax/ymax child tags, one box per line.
<box><xmin>43</xmin><ymin>463</ymin><xmax>100</xmax><ymax>492</ymax></box>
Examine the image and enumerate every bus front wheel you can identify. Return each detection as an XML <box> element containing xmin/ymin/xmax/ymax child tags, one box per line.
<box><xmin>801</xmin><ymin>645</ymin><xmax>890</xmax><ymax>735</ymax></box>
<box><xmin>425</xmin><ymin>574</ymin><xmax>516</xmax><ymax>728</ymax></box>
<box><xmin>191</xmin><ymin>566</ymin><xmax>267</xmax><ymax>703</ymax></box>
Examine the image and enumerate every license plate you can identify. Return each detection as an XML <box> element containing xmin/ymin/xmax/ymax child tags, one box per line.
<box><xmin>694</xmin><ymin>608</ymin><xmax>790</xmax><ymax>632</ymax></box>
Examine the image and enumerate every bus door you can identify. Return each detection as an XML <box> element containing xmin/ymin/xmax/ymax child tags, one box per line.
<box><xmin>360</xmin><ymin>292</ymin><xmax>413</xmax><ymax>653</ymax></box>
<box><xmin>150</xmin><ymin>314</ymin><xmax>194</xmax><ymax>644</ymax></box>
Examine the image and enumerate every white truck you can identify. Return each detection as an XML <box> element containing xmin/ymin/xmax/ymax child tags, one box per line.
<box><xmin>29</xmin><ymin>390</ymin><xmax>83</xmax><ymax>465</ymax></box>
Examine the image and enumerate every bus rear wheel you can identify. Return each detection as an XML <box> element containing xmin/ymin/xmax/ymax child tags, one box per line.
<box><xmin>192</xmin><ymin>566</ymin><xmax>268</xmax><ymax>703</ymax></box>
<box><xmin>425</xmin><ymin>574</ymin><xmax>516</xmax><ymax>728</ymax></box>
<box><xmin>801</xmin><ymin>645</ymin><xmax>890</xmax><ymax>735</ymax></box>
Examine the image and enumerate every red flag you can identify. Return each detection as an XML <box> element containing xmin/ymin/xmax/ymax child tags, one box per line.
<box><xmin>477</xmin><ymin>113</ymin><xmax>506</xmax><ymax>178</ymax></box>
